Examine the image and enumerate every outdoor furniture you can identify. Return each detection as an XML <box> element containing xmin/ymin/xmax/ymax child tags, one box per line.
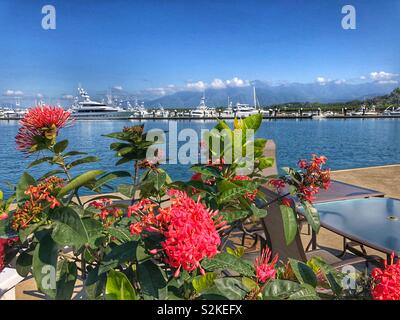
<box><xmin>314</xmin><ymin>180</ymin><xmax>384</xmax><ymax>204</ymax></box>
<box><xmin>249</xmin><ymin>187</ymin><xmax>371</xmax><ymax>268</ymax></box>
<box><xmin>302</xmin><ymin>180</ymin><xmax>385</xmax><ymax>251</ymax></box>
<box><xmin>309</xmin><ymin>197</ymin><xmax>400</xmax><ymax>262</ymax></box>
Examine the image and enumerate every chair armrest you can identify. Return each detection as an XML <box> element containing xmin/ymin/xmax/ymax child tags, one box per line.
<box><xmin>331</xmin><ymin>255</ymin><xmax>382</xmax><ymax>269</ymax></box>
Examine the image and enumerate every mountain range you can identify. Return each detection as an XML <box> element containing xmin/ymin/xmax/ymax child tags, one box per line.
<box><xmin>144</xmin><ymin>81</ymin><xmax>399</xmax><ymax>108</ymax></box>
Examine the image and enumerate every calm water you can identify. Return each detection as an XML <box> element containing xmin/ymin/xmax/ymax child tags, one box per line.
<box><xmin>1</xmin><ymin>119</ymin><xmax>400</xmax><ymax>197</ymax></box>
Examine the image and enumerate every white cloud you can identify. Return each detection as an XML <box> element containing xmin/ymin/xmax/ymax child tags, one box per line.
<box><xmin>186</xmin><ymin>81</ymin><xmax>207</xmax><ymax>91</ymax></box>
<box><xmin>334</xmin><ymin>79</ymin><xmax>346</xmax><ymax>84</ymax></box>
<box><xmin>377</xmin><ymin>80</ymin><xmax>398</xmax><ymax>84</ymax></box>
<box><xmin>369</xmin><ymin>71</ymin><xmax>399</xmax><ymax>81</ymax></box>
<box><xmin>36</xmin><ymin>93</ymin><xmax>44</xmax><ymax>98</ymax></box>
<box><xmin>62</xmin><ymin>94</ymin><xmax>74</xmax><ymax>100</ymax></box>
<box><xmin>360</xmin><ymin>75</ymin><xmax>366</xmax><ymax>80</ymax></box>
<box><xmin>3</xmin><ymin>89</ymin><xmax>24</xmax><ymax>96</ymax></box>
<box><xmin>210</xmin><ymin>78</ymin><xmax>226</xmax><ymax>89</ymax></box>
<box><xmin>316</xmin><ymin>77</ymin><xmax>330</xmax><ymax>85</ymax></box>
<box><xmin>113</xmin><ymin>85</ymin><xmax>123</xmax><ymax>91</ymax></box>
<box><xmin>225</xmin><ymin>77</ymin><xmax>249</xmax><ymax>87</ymax></box>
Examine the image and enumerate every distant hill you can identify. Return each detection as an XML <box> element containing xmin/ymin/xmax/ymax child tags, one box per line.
<box><xmin>144</xmin><ymin>81</ymin><xmax>399</xmax><ymax>108</ymax></box>
<box><xmin>365</xmin><ymin>87</ymin><xmax>400</xmax><ymax>108</ymax></box>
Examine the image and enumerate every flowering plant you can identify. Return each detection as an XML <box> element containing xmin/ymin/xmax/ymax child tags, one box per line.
<box><xmin>0</xmin><ymin>110</ymin><xmax>375</xmax><ymax>300</ymax></box>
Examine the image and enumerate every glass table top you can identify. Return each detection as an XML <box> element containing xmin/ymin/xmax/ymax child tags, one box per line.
<box><xmin>313</xmin><ymin>198</ymin><xmax>400</xmax><ymax>255</ymax></box>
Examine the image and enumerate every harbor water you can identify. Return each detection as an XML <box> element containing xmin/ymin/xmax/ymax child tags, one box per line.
<box><xmin>0</xmin><ymin>118</ymin><xmax>399</xmax><ymax>197</ymax></box>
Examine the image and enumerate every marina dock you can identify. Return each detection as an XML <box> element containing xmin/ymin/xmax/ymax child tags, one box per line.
<box><xmin>1</xmin><ymin>114</ymin><xmax>400</xmax><ymax>121</ymax></box>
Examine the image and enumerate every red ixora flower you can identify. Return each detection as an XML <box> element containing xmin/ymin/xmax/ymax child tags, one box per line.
<box><xmin>232</xmin><ymin>175</ymin><xmax>257</xmax><ymax>202</ymax></box>
<box><xmin>0</xmin><ymin>237</ymin><xmax>19</xmax><ymax>272</ymax></box>
<box><xmin>89</xmin><ymin>198</ymin><xmax>123</xmax><ymax>226</ymax></box>
<box><xmin>269</xmin><ymin>178</ymin><xmax>286</xmax><ymax>192</ymax></box>
<box><xmin>295</xmin><ymin>154</ymin><xmax>331</xmax><ymax>204</ymax></box>
<box><xmin>15</xmin><ymin>106</ymin><xmax>73</xmax><ymax>154</ymax></box>
<box><xmin>12</xmin><ymin>176</ymin><xmax>64</xmax><ymax>231</ymax></box>
<box><xmin>127</xmin><ymin>190</ymin><xmax>227</xmax><ymax>276</ymax></box>
<box><xmin>254</xmin><ymin>247</ymin><xmax>279</xmax><ymax>283</ymax></box>
<box><xmin>371</xmin><ymin>252</ymin><xmax>400</xmax><ymax>300</ymax></box>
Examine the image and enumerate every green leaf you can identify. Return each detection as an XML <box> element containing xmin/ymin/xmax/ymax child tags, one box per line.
<box><xmin>288</xmin><ymin>284</ymin><xmax>320</xmax><ymax>300</ymax></box>
<box><xmin>191</xmin><ymin>165</ymin><xmax>222</xmax><ymax>178</ymax></box>
<box><xmin>211</xmin><ymin>278</ymin><xmax>248</xmax><ymax>300</ymax></box>
<box><xmin>259</xmin><ymin>157</ymin><xmax>274</xmax><ymax>170</ymax></box>
<box><xmin>280</xmin><ymin>205</ymin><xmax>298</xmax><ymax>245</ymax></box>
<box><xmin>81</xmin><ymin>218</ymin><xmax>104</xmax><ymax>248</ymax></box>
<box><xmin>262</xmin><ymin>279</ymin><xmax>302</xmax><ymax>300</ymax></box>
<box><xmin>117</xmin><ymin>184</ymin><xmax>136</xmax><ymax>198</ymax></box>
<box><xmin>63</xmin><ymin>151</ymin><xmax>87</xmax><ymax>157</ymax></box>
<box><xmin>51</xmin><ymin>207</ymin><xmax>90</xmax><ymax>248</ymax></box>
<box><xmin>57</xmin><ymin>170</ymin><xmax>104</xmax><ymax>197</ymax></box>
<box><xmin>219</xmin><ymin>210</ymin><xmax>250</xmax><ymax>223</ymax></box>
<box><xmin>137</xmin><ymin>260</ymin><xmax>167</xmax><ymax>300</ymax></box>
<box><xmin>107</xmin><ymin>227</ymin><xmax>132</xmax><ymax>243</ymax></box>
<box><xmin>105</xmin><ymin>270</ymin><xmax>137</xmax><ymax>300</ymax></box>
<box><xmin>242</xmin><ymin>113</ymin><xmax>262</xmax><ymax>131</ymax></box>
<box><xmin>250</xmin><ymin>205</ymin><xmax>268</xmax><ymax>218</ymax></box>
<box><xmin>92</xmin><ymin>171</ymin><xmax>131</xmax><ymax>190</ymax></box>
<box><xmin>53</xmin><ymin>140</ymin><xmax>69</xmax><ymax>154</ymax></box>
<box><xmin>28</xmin><ymin>157</ymin><xmax>53</xmax><ymax>168</ymax></box>
<box><xmin>201</xmin><ymin>251</ymin><xmax>255</xmax><ymax>277</ymax></box>
<box><xmin>99</xmin><ymin>241</ymin><xmax>138</xmax><ymax>274</ymax></box>
<box><xmin>226</xmin><ymin>246</ymin><xmax>245</xmax><ymax>258</ymax></box>
<box><xmin>289</xmin><ymin>258</ymin><xmax>318</xmax><ymax>288</ymax></box>
<box><xmin>254</xmin><ymin>138</ymin><xmax>268</xmax><ymax>149</ymax></box>
<box><xmin>241</xmin><ymin>277</ymin><xmax>259</xmax><ymax>291</ymax></box>
<box><xmin>55</xmin><ymin>259</ymin><xmax>78</xmax><ymax>300</ymax></box>
<box><xmin>18</xmin><ymin>222</ymin><xmax>44</xmax><ymax>243</ymax></box>
<box><xmin>218</xmin><ymin>187</ymin><xmax>248</xmax><ymax>204</ymax></box>
<box><xmin>32</xmin><ymin>233</ymin><xmax>59</xmax><ymax>299</ymax></box>
<box><xmin>302</xmin><ymin>201</ymin><xmax>320</xmax><ymax>233</ymax></box>
<box><xmin>16</xmin><ymin>172</ymin><xmax>36</xmax><ymax>203</ymax></box>
<box><xmin>192</xmin><ymin>273</ymin><xmax>217</xmax><ymax>294</ymax></box>
<box><xmin>67</xmin><ymin>156</ymin><xmax>98</xmax><ymax>169</ymax></box>
<box><xmin>146</xmin><ymin>170</ymin><xmax>166</xmax><ymax>191</ymax></box>
<box><xmin>16</xmin><ymin>250</ymin><xmax>33</xmax><ymax>277</ymax></box>
<box><xmin>311</xmin><ymin>257</ymin><xmax>343</xmax><ymax>296</ymax></box>
<box><xmin>84</xmin><ymin>266</ymin><xmax>106</xmax><ymax>300</ymax></box>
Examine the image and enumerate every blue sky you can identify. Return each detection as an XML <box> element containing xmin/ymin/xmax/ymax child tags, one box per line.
<box><xmin>0</xmin><ymin>0</ymin><xmax>399</xmax><ymax>102</ymax></box>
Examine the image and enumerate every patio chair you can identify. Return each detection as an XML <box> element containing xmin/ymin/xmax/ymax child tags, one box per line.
<box><xmin>251</xmin><ymin>186</ymin><xmax>374</xmax><ymax>269</ymax></box>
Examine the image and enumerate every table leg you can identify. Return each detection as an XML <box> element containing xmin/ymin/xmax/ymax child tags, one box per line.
<box><xmin>311</xmin><ymin>230</ymin><xmax>317</xmax><ymax>250</ymax></box>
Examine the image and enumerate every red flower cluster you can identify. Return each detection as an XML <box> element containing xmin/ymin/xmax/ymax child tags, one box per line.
<box><xmin>232</xmin><ymin>175</ymin><xmax>257</xmax><ymax>202</ymax></box>
<box><xmin>127</xmin><ymin>190</ymin><xmax>226</xmax><ymax>276</ymax></box>
<box><xmin>89</xmin><ymin>198</ymin><xmax>123</xmax><ymax>227</ymax></box>
<box><xmin>268</xmin><ymin>178</ymin><xmax>286</xmax><ymax>192</ymax></box>
<box><xmin>254</xmin><ymin>247</ymin><xmax>279</xmax><ymax>283</ymax></box>
<box><xmin>296</xmin><ymin>155</ymin><xmax>331</xmax><ymax>204</ymax></box>
<box><xmin>371</xmin><ymin>253</ymin><xmax>400</xmax><ymax>300</ymax></box>
<box><xmin>12</xmin><ymin>176</ymin><xmax>64</xmax><ymax>231</ymax></box>
<box><xmin>15</xmin><ymin>106</ymin><xmax>72</xmax><ymax>154</ymax></box>
<box><xmin>0</xmin><ymin>237</ymin><xmax>19</xmax><ymax>272</ymax></box>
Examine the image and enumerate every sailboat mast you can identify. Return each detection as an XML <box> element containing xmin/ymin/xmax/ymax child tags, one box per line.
<box><xmin>253</xmin><ymin>86</ymin><xmax>257</xmax><ymax>109</ymax></box>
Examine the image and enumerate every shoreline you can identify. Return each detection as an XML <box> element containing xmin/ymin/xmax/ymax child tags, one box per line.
<box><xmin>1</xmin><ymin>115</ymin><xmax>400</xmax><ymax>121</ymax></box>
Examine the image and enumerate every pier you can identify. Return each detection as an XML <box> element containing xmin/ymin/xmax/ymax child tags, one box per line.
<box><xmin>2</xmin><ymin>114</ymin><xmax>400</xmax><ymax>121</ymax></box>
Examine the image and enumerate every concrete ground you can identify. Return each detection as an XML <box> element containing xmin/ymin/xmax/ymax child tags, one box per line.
<box><xmin>10</xmin><ymin>164</ymin><xmax>400</xmax><ymax>299</ymax></box>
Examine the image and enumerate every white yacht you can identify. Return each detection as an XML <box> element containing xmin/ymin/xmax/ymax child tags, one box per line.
<box><xmin>352</xmin><ymin>105</ymin><xmax>378</xmax><ymax>116</ymax></box>
<box><xmin>190</xmin><ymin>94</ymin><xmax>215</xmax><ymax>118</ymax></box>
<box><xmin>233</xmin><ymin>87</ymin><xmax>263</xmax><ymax>118</ymax></box>
<box><xmin>220</xmin><ymin>98</ymin><xmax>234</xmax><ymax>118</ymax></box>
<box><xmin>69</xmin><ymin>87</ymin><xmax>134</xmax><ymax>120</ymax></box>
<box><xmin>384</xmin><ymin>106</ymin><xmax>400</xmax><ymax>116</ymax></box>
